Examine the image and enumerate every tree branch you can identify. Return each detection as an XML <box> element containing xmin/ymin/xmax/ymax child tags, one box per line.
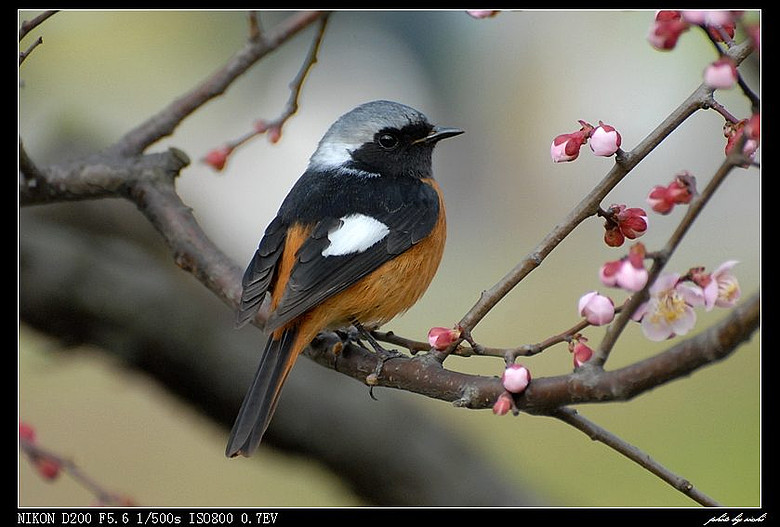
<box><xmin>303</xmin><ymin>292</ymin><xmax>758</xmax><ymax>411</ymax></box>
<box><xmin>551</xmin><ymin>408</ymin><xmax>720</xmax><ymax>506</ymax></box>
<box><xmin>110</xmin><ymin>11</ymin><xmax>328</xmax><ymax>158</ymax></box>
<box><xmin>455</xmin><ymin>38</ymin><xmax>755</xmax><ymax>340</ymax></box>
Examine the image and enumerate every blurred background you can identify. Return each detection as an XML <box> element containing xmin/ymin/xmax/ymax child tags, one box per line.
<box><xmin>19</xmin><ymin>10</ymin><xmax>760</xmax><ymax>507</ymax></box>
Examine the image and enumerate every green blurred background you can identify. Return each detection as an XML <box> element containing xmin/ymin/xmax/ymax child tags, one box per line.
<box><xmin>18</xmin><ymin>10</ymin><xmax>760</xmax><ymax>507</ymax></box>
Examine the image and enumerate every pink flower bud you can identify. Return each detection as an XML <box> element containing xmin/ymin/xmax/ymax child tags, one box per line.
<box><xmin>551</xmin><ymin>132</ymin><xmax>585</xmax><ymax>163</ymax></box>
<box><xmin>466</xmin><ymin>10</ymin><xmax>499</xmax><ymax>19</ymax></box>
<box><xmin>254</xmin><ymin>119</ymin><xmax>269</xmax><ymax>133</ymax></box>
<box><xmin>427</xmin><ymin>326</ymin><xmax>461</xmax><ymax>351</ymax></box>
<box><xmin>589</xmin><ymin>122</ymin><xmax>622</xmax><ymax>157</ymax></box>
<box><xmin>502</xmin><ymin>364</ymin><xmax>531</xmax><ymax>394</ymax></box>
<box><xmin>578</xmin><ymin>291</ymin><xmax>615</xmax><ymax>326</ymax></box>
<box><xmin>647</xmin><ymin>173</ymin><xmax>697</xmax><ymax>214</ymax></box>
<box><xmin>704</xmin><ymin>57</ymin><xmax>738</xmax><ymax>89</ymax></box>
<box><xmin>492</xmin><ymin>392</ymin><xmax>513</xmax><ymax>415</ymax></box>
<box><xmin>35</xmin><ymin>456</ymin><xmax>62</xmax><ymax>480</ymax></box>
<box><xmin>19</xmin><ymin>421</ymin><xmax>36</xmax><ymax>443</ymax></box>
<box><xmin>551</xmin><ymin>121</ymin><xmax>593</xmax><ymax>163</ymax></box>
<box><xmin>724</xmin><ymin>118</ymin><xmax>760</xmax><ymax>162</ymax></box>
<box><xmin>600</xmin><ymin>244</ymin><xmax>649</xmax><ymax>292</ymax></box>
<box><xmin>267</xmin><ymin>125</ymin><xmax>282</xmax><ymax>144</ymax></box>
<box><xmin>569</xmin><ymin>338</ymin><xmax>594</xmax><ymax>368</ymax></box>
<box><xmin>667</xmin><ymin>172</ymin><xmax>697</xmax><ymax>204</ymax></box>
<box><xmin>647</xmin><ymin>185</ymin><xmax>675</xmax><ymax>214</ymax></box>
<box><xmin>203</xmin><ymin>146</ymin><xmax>232</xmax><ymax>171</ymax></box>
<box><xmin>648</xmin><ymin>11</ymin><xmax>690</xmax><ymax>51</ymax></box>
<box><xmin>616</xmin><ymin>206</ymin><xmax>648</xmax><ymax>239</ymax></box>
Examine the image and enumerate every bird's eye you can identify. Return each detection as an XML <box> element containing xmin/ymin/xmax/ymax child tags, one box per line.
<box><xmin>377</xmin><ymin>133</ymin><xmax>399</xmax><ymax>150</ymax></box>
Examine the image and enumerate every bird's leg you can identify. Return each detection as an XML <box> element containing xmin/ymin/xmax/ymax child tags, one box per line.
<box><xmin>350</xmin><ymin>320</ymin><xmax>405</xmax><ymax>400</ymax></box>
<box><xmin>351</xmin><ymin>320</ymin><xmax>403</xmax><ymax>359</ymax></box>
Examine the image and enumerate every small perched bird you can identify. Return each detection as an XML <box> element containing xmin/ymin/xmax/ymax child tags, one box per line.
<box><xmin>226</xmin><ymin>100</ymin><xmax>463</xmax><ymax>458</ymax></box>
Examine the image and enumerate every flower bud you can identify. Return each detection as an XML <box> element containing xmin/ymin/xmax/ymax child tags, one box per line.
<box><xmin>550</xmin><ymin>121</ymin><xmax>593</xmax><ymax>163</ymax></box>
<box><xmin>568</xmin><ymin>338</ymin><xmax>594</xmax><ymax>368</ymax></box>
<box><xmin>724</xmin><ymin>118</ymin><xmax>759</xmax><ymax>162</ymax></box>
<box><xmin>648</xmin><ymin>11</ymin><xmax>689</xmax><ymax>51</ymax></box>
<box><xmin>492</xmin><ymin>392</ymin><xmax>513</xmax><ymax>416</ymax></box>
<box><xmin>203</xmin><ymin>146</ymin><xmax>232</xmax><ymax>171</ymax></box>
<box><xmin>19</xmin><ymin>421</ymin><xmax>36</xmax><ymax>443</ymax></box>
<box><xmin>647</xmin><ymin>172</ymin><xmax>697</xmax><ymax>214</ymax></box>
<box><xmin>578</xmin><ymin>291</ymin><xmax>615</xmax><ymax>326</ymax></box>
<box><xmin>616</xmin><ymin>206</ymin><xmax>648</xmax><ymax>239</ymax></box>
<box><xmin>466</xmin><ymin>10</ymin><xmax>499</xmax><ymax>18</ymax></box>
<box><xmin>603</xmin><ymin>226</ymin><xmax>624</xmax><ymax>247</ymax></box>
<box><xmin>647</xmin><ymin>185</ymin><xmax>674</xmax><ymax>214</ymax></box>
<box><xmin>502</xmin><ymin>364</ymin><xmax>531</xmax><ymax>394</ymax></box>
<box><xmin>35</xmin><ymin>456</ymin><xmax>62</xmax><ymax>481</ymax></box>
<box><xmin>600</xmin><ymin>243</ymin><xmax>648</xmax><ymax>292</ymax></box>
<box><xmin>704</xmin><ymin>57</ymin><xmax>738</xmax><ymax>90</ymax></box>
<box><xmin>589</xmin><ymin>122</ymin><xmax>622</xmax><ymax>157</ymax></box>
<box><xmin>427</xmin><ymin>326</ymin><xmax>461</xmax><ymax>351</ymax></box>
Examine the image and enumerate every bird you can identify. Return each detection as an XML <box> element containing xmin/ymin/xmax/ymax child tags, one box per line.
<box><xmin>225</xmin><ymin>100</ymin><xmax>463</xmax><ymax>458</ymax></box>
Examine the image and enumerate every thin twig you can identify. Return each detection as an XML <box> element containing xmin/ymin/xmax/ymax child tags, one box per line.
<box><xmin>211</xmin><ymin>14</ymin><xmax>330</xmax><ymax>159</ymax></box>
<box><xmin>111</xmin><ymin>11</ymin><xmax>327</xmax><ymax>157</ymax></box>
<box><xmin>20</xmin><ymin>437</ymin><xmax>135</xmax><ymax>506</ymax></box>
<box><xmin>551</xmin><ymin>407</ymin><xmax>721</xmax><ymax>506</ymax></box>
<box><xmin>18</xmin><ymin>10</ymin><xmax>58</xmax><ymax>41</ymax></box>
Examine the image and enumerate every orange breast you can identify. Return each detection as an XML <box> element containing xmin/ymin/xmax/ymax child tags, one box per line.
<box><xmin>279</xmin><ymin>179</ymin><xmax>447</xmax><ymax>354</ymax></box>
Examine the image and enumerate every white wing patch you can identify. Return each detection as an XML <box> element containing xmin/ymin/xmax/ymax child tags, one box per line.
<box><xmin>321</xmin><ymin>214</ymin><xmax>389</xmax><ymax>257</ymax></box>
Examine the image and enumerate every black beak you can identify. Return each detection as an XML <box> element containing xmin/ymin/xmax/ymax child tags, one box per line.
<box><xmin>414</xmin><ymin>126</ymin><xmax>464</xmax><ymax>145</ymax></box>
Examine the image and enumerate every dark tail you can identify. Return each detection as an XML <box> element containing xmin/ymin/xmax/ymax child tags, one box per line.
<box><xmin>225</xmin><ymin>327</ymin><xmax>300</xmax><ymax>458</ymax></box>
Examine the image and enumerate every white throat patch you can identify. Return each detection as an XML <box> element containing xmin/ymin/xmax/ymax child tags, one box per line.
<box><xmin>321</xmin><ymin>214</ymin><xmax>390</xmax><ymax>257</ymax></box>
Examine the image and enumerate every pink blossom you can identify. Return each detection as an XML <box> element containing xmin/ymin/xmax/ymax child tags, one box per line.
<box><xmin>589</xmin><ymin>122</ymin><xmax>622</xmax><ymax>157</ymax></box>
<box><xmin>632</xmin><ymin>273</ymin><xmax>699</xmax><ymax>341</ymax></box>
<box><xmin>502</xmin><ymin>364</ymin><xmax>531</xmax><ymax>394</ymax></box>
<box><xmin>578</xmin><ymin>291</ymin><xmax>615</xmax><ymax>326</ymax></box>
<box><xmin>704</xmin><ymin>57</ymin><xmax>738</xmax><ymax>90</ymax></box>
<box><xmin>711</xmin><ymin>260</ymin><xmax>741</xmax><ymax>308</ymax></box>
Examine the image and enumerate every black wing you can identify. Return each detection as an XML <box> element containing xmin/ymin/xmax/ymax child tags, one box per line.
<box><xmin>264</xmin><ymin>180</ymin><xmax>440</xmax><ymax>332</ymax></box>
<box><xmin>235</xmin><ymin>215</ymin><xmax>288</xmax><ymax>328</ymax></box>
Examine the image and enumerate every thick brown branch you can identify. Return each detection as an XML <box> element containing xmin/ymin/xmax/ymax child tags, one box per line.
<box><xmin>305</xmin><ymin>292</ymin><xmax>758</xmax><ymax>411</ymax></box>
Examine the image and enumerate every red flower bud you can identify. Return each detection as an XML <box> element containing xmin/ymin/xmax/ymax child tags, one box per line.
<box><xmin>19</xmin><ymin>421</ymin><xmax>36</xmax><ymax>443</ymax></box>
<box><xmin>203</xmin><ymin>146</ymin><xmax>232</xmax><ymax>171</ymax></box>
<box><xmin>35</xmin><ymin>456</ymin><xmax>62</xmax><ymax>481</ymax></box>
<box><xmin>492</xmin><ymin>392</ymin><xmax>513</xmax><ymax>416</ymax></box>
<box><xmin>427</xmin><ymin>326</ymin><xmax>461</xmax><ymax>351</ymax></box>
<box><xmin>648</xmin><ymin>11</ymin><xmax>690</xmax><ymax>51</ymax></box>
